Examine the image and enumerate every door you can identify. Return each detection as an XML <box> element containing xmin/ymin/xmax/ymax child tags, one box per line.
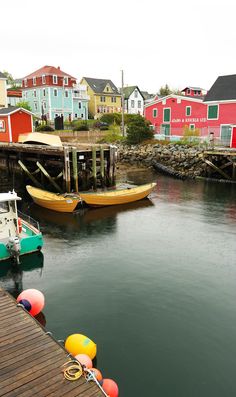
<box><xmin>161</xmin><ymin>124</ymin><xmax>170</xmax><ymax>136</ymax></box>
<box><xmin>221</xmin><ymin>125</ymin><xmax>232</xmax><ymax>146</ymax></box>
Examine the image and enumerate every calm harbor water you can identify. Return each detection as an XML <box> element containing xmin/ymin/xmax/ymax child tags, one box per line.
<box><xmin>1</xmin><ymin>169</ymin><xmax>236</xmax><ymax>396</ymax></box>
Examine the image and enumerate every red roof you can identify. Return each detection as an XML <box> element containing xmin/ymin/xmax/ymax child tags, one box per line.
<box><xmin>23</xmin><ymin>66</ymin><xmax>76</xmax><ymax>80</ymax></box>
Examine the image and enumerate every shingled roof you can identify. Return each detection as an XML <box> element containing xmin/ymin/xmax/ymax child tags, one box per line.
<box><xmin>83</xmin><ymin>77</ymin><xmax>120</xmax><ymax>94</ymax></box>
<box><xmin>0</xmin><ymin>72</ymin><xmax>7</xmax><ymax>79</ymax></box>
<box><xmin>122</xmin><ymin>86</ymin><xmax>144</xmax><ymax>100</ymax></box>
<box><xmin>23</xmin><ymin>66</ymin><xmax>76</xmax><ymax>80</ymax></box>
<box><xmin>0</xmin><ymin>106</ymin><xmax>32</xmax><ymax>115</ymax></box>
<box><xmin>204</xmin><ymin>74</ymin><xmax>236</xmax><ymax>102</ymax></box>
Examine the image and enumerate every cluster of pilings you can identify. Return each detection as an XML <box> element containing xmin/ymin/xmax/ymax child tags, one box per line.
<box><xmin>0</xmin><ymin>142</ymin><xmax>117</xmax><ymax>193</ymax></box>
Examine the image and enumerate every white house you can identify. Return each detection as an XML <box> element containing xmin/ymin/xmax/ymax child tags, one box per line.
<box><xmin>123</xmin><ymin>86</ymin><xmax>144</xmax><ymax>115</ymax></box>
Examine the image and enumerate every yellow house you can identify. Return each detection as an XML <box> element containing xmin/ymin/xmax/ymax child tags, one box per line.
<box><xmin>80</xmin><ymin>77</ymin><xmax>121</xmax><ymax>118</ymax></box>
<box><xmin>0</xmin><ymin>72</ymin><xmax>7</xmax><ymax>108</ymax></box>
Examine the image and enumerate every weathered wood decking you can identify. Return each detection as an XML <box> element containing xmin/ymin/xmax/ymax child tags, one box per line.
<box><xmin>0</xmin><ymin>288</ymin><xmax>104</xmax><ymax>397</ymax></box>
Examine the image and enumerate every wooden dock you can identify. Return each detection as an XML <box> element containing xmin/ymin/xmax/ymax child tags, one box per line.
<box><xmin>202</xmin><ymin>148</ymin><xmax>236</xmax><ymax>180</ymax></box>
<box><xmin>0</xmin><ymin>288</ymin><xmax>104</xmax><ymax>397</ymax></box>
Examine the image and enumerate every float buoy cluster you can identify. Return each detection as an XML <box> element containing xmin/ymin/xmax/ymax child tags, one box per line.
<box><xmin>17</xmin><ymin>288</ymin><xmax>45</xmax><ymax>317</ymax></box>
<box><xmin>65</xmin><ymin>333</ymin><xmax>119</xmax><ymax>397</ymax></box>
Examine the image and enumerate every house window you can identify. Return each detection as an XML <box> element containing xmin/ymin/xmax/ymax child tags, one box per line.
<box><xmin>208</xmin><ymin>105</ymin><xmax>218</xmax><ymax>119</ymax></box>
<box><xmin>131</xmin><ymin>100</ymin><xmax>135</xmax><ymax>108</ymax></box>
<box><xmin>79</xmin><ymin>102</ymin><xmax>81</xmax><ymax>109</ymax></box>
<box><xmin>138</xmin><ymin>100</ymin><xmax>141</xmax><ymax>108</ymax></box>
<box><xmin>33</xmin><ymin>77</ymin><xmax>36</xmax><ymax>86</ymax></box>
<box><xmin>53</xmin><ymin>75</ymin><xmax>58</xmax><ymax>84</ymax></box>
<box><xmin>187</xmin><ymin>89</ymin><xmax>190</xmax><ymax>95</ymax></box>
<box><xmin>34</xmin><ymin>102</ymin><xmax>38</xmax><ymax>110</ymax></box>
<box><xmin>134</xmin><ymin>90</ymin><xmax>138</xmax><ymax>98</ymax></box>
<box><xmin>54</xmin><ymin>89</ymin><xmax>58</xmax><ymax>97</ymax></box>
<box><xmin>25</xmin><ymin>92</ymin><xmax>27</xmax><ymax>98</ymax></box>
<box><xmin>42</xmin><ymin>75</ymin><xmax>46</xmax><ymax>84</ymax></box>
<box><xmin>163</xmin><ymin>108</ymin><xmax>170</xmax><ymax>122</ymax></box>
<box><xmin>75</xmin><ymin>113</ymin><xmax>78</xmax><ymax>118</ymax></box>
<box><xmin>106</xmin><ymin>87</ymin><xmax>109</xmax><ymax>92</ymax></box>
<box><xmin>111</xmin><ymin>97</ymin><xmax>116</xmax><ymax>103</ymax></box>
<box><xmin>43</xmin><ymin>102</ymin><xmax>46</xmax><ymax>110</ymax></box>
<box><xmin>100</xmin><ymin>96</ymin><xmax>106</xmax><ymax>102</ymax></box>
<box><xmin>43</xmin><ymin>89</ymin><xmax>46</xmax><ymax>97</ymax></box>
<box><xmin>64</xmin><ymin>76</ymin><xmax>68</xmax><ymax>85</ymax></box>
<box><xmin>34</xmin><ymin>90</ymin><xmax>37</xmax><ymax>97</ymax></box>
<box><xmin>65</xmin><ymin>90</ymin><xmax>69</xmax><ymax>98</ymax></box>
<box><xmin>190</xmin><ymin>124</ymin><xmax>195</xmax><ymax>130</ymax></box>
<box><xmin>186</xmin><ymin>106</ymin><xmax>191</xmax><ymax>116</ymax></box>
<box><xmin>0</xmin><ymin>120</ymin><xmax>5</xmax><ymax>132</ymax></box>
<box><xmin>153</xmin><ymin>108</ymin><xmax>157</xmax><ymax>118</ymax></box>
<box><xmin>24</xmin><ymin>79</ymin><xmax>27</xmax><ymax>87</ymax></box>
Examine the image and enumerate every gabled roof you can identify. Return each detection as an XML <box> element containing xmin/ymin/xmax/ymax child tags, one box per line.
<box><xmin>141</xmin><ymin>91</ymin><xmax>154</xmax><ymax>100</ymax></box>
<box><xmin>182</xmin><ymin>86</ymin><xmax>203</xmax><ymax>91</ymax></box>
<box><xmin>204</xmin><ymin>74</ymin><xmax>236</xmax><ymax>102</ymax></box>
<box><xmin>7</xmin><ymin>89</ymin><xmax>22</xmax><ymax>97</ymax></box>
<box><xmin>0</xmin><ymin>72</ymin><xmax>7</xmax><ymax>79</ymax></box>
<box><xmin>122</xmin><ymin>86</ymin><xmax>144</xmax><ymax>100</ymax></box>
<box><xmin>144</xmin><ymin>93</ymin><xmax>204</xmax><ymax>108</ymax></box>
<box><xmin>83</xmin><ymin>77</ymin><xmax>120</xmax><ymax>94</ymax></box>
<box><xmin>0</xmin><ymin>106</ymin><xmax>33</xmax><ymax>116</ymax></box>
<box><xmin>23</xmin><ymin>66</ymin><xmax>76</xmax><ymax>80</ymax></box>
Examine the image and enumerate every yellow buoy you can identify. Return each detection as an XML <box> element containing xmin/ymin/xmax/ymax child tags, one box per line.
<box><xmin>65</xmin><ymin>334</ymin><xmax>97</xmax><ymax>360</ymax></box>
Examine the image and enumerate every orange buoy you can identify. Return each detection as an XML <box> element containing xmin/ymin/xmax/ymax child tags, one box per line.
<box><xmin>17</xmin><ymin>289</ymin><xmax>45</xmax><ymax>317</ymax></box>
<box><xmin>75</xmin><ymin>354</ymin><xmax>93</xmax><ymax>368</ymax></box>
<box><xmin>91</xmin><ymin>367</ymin><xmax>103</xmax><ymax>382</ymax></box>
<box><xmin>101</xmin><ymin>379</ymin><xmax>119</xmax><ymax>397</ymax></box>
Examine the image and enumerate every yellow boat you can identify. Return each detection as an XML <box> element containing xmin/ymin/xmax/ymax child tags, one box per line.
<box><xmin>79</xmin><ymin>183</ymin><xmax>156</xmax><ymax>207</ymax></box>
<box><xmin>26</xmin><ymin>186</ymin><xmax>81</xmax><ymax>213</ymax></box>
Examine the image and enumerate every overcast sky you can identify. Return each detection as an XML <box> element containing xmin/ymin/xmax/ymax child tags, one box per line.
<box><xmin>1</xmin><ymin>0</ymin><xmax>236</xmax><ymax>93</ymax></box>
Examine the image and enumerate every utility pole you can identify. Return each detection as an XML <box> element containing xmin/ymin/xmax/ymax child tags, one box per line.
<box><xmin>121</xmin><ymin>69</ymin><xmax>125</xmax><ymax>137</ymax></box>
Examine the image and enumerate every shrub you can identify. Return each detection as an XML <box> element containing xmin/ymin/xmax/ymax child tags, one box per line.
<box><xmin>72</xmin><ymin>121</ymin><xmax>89</xmax><ymax>131</ymax></box>
<box><xmin>126</xmin><ymin>115</ymin><xmax>153</xmax><ymax>144</ymax></box>
<box><xmin>100</xmin><ymin>125</ymin><xmax>109</xmax><ymax>131</ymax></box>
<box><xmin>36</xmin><ymin>124</ymin><xmax>54</xmax><ymax>132</ymax></box>
<box><xmin>100</xmin><ymin>113</ymin><xmax>121</xmax><ymax>125</ymax></box>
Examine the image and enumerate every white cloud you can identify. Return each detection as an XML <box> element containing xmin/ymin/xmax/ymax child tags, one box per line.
<box><xmin>1</xmin><ymin>0</ymin><xmax>236</xmax><ymax>93</ymax></box>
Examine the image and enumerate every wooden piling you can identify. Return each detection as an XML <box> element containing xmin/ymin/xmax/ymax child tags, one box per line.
<box><xmin>100</xmin><ymin>146</ymin><xmax>105</xmax><ymax>187</ymax></box>
<box><xmin>92</xmin><ymin>146</ymin><xmax>97</xmax><ymax>189</ymax></box>
<box><xmin>18</xmin><ymin>160</ymin><xmax>42</xmax><ymax>188</ymax></box>
<box><xmin>36</xmin><ymin>162</ymin><xmax>62</xmax><ymax>193</ymax></box>
<box><xmin>64</xmin><ymin>147</ymin><xmax>71</xmax><ymax>193</ymax></box>
<box><xmin>72</xmin><ymin>147</ymin><xmax>79</xmax><ymax>192</ymax></box>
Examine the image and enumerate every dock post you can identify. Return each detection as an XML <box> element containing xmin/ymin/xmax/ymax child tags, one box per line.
<box><xmin>18</xmin><ymin>160</ymin><xmax>42</xmax><ymax>188</ymax></box>
<box><xmin>36</xmin><ymin>162</ymin><xmax>62</xmax><ymax>193</ymax></box>
<box><xmin>100</xmin><ymin>146</ymin><xmax>105</xmax><ymax>187</ymax></box>
<box><xmin>92</xmin><ymin>146</ymin><xmax>97</xmax><ymax>189</ymax></box>
<box><xmin>110</xmin><ymin>145</ymin><xmax>116</xmax><ymax>186</ymax></box>
<box><xmin>72</xmin><ymin>147</ymin><xmax>79</xmax><ymax>192</ymax></box>
<box><xmin>64</xmin><ymin>147</ymin><xmax>71</xmax><ymax>192</ymax></box>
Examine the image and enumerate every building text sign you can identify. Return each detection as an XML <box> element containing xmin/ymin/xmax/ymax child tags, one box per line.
<box><xmin>172</xmin><ymin>117</ymin><xmax>207</xmax><ymax>123</ymax></box>
<box><xmin>0</xmin><ymin>120</ymin><xmax>5</xmax><ymax>132</ymax></box>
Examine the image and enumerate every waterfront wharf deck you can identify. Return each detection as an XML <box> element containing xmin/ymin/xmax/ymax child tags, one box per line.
<box><xmin>0</xmin><ymin>142</ymin><xmax>116</xmax><ymax>192</ymax></box>
<box><xmin>0</xmin><ymin>288</ymin><xmax>104</xmax><ymax>397</ymax></box>
<box><xmin>202</xmin><ymin>148</ymin><xmax>236</xmax><ymax>180</ymax></box>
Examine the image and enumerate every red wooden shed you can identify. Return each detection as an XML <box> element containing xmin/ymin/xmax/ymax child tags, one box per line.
<box><xmin>0</xmin><ymin>106</ymin><xmax>33</xmax><ymax>143</ymax></box>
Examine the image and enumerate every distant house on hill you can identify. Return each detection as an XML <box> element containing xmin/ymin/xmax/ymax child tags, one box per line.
<box><xmin>22</xmin><ymin>65</ymin><xmax>89</xmax><ymax>121</ymax></box>
<box><xmin>181</xmin><ymin>86</ymin><xmax>207</xmax><ymax>98</ymax></box>
<box><xmin>123</xmin><ymin>86</ymin><xmax>144</xmax><ymax>115</ymax></box>
<box><xmin>80</xmin><ymin>77</ymin><xmax>121</xmax><ymax>118</ymax></box>
<box><xmin>0</xmin><ymin>72</ymin><xmax>7</xmax><ymax>108</ymax></box>
<box><xmin>7</xmin><ymin>89</ymin><xmax>22</xmax><ymax>106</ymax></box>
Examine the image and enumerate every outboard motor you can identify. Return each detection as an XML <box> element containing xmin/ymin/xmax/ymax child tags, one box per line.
<box><xmin>7</xmin><ymin>236</ymin><xmax>21</xmax><ymax>264</ymax></box>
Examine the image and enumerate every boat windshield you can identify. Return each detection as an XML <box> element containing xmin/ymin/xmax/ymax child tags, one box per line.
<box><xmin>0</xmin><ymin>202</ymin><xmax>9</xmax><ymax>214</ymax></box>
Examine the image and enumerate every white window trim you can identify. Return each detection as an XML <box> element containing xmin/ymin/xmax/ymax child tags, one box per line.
<box><xmin>33</xmin><ymin>90</ymin><xmax>37</xmax><ymax>97</ymax></box>
<box><xmin>33</xmin><ymin>77</ymin><xmax>36</xmax><ymax>86</ymax></box>
<box><xmin>64</xmin><ymin>76</ymin><xmax>68</xmax><ymax>85</ymax></box>
<box><xmin>54</xmin><ymin>89</ymin><xmax>58</xmax><ymax>97</ymax></box>
<box><xmin>186</xmin><ymin>106</ymin><xmax>191</xmax><ymax>116</ymax></box>
<box><xmin>207</xmin><ymin>104</ymin><xmax>219</xmax><ymax>120</ymax></box>
<box><xmin>53</xmin><ymin>75</ymin><xmax>58</xmax><ymax>84</ymax></box>
<box><xmin>24</xmin><ymin>78</ymin><xmax>27</xmax><ymax>87</ymax></box>
<box><xmin>163</xmin><ymin>107</ymin><xmax>171</xmax><ymax>122</ymax></box>
<box><xmin>153</xmin><ymin>108</ymin><xmax>158</xmax><ymax>118</ymax></box>
<box><xmin>42</xmin><ymin>75</ymin><xmax>46</xmax><ymax>84</ymax></box>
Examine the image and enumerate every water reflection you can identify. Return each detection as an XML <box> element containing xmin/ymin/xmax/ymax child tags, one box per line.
<box><xmin>29</xmin><ymin>199</ymin><xmax>154</xmax><ymax>238</ymax></box>
<box><xmin>0</xmin><ymin>251</ymin><xmax>44</xmax><ymax>297</ymax></box>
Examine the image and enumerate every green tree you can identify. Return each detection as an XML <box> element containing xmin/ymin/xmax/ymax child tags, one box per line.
<box><xmin>126</xmin><ymin>115</ymin><xmax>153</xmax><ymax>144</ymax></box>
<box><xmin>16</xmin><ymin>101</ymin><xmax>32</xmax><ymax>111</ymax></box>
<box><xmin>159</xmin><ymin>84</ymin><xmax>172</xmax><ymax>96</ymax></box>
<box><xmin>3</xmin><ymin>70</ymin><xmax>14</xmax><ymax>85</ymax></box>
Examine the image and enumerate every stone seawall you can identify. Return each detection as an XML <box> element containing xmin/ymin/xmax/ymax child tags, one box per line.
<box><xmin>117</xmin><ymin>143</ymin><xmax>208</xmax><ymax>179</ymax></box>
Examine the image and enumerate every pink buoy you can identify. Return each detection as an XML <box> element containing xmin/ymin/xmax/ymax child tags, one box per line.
<box><xmin>17</xmin><ymin>289</ymin><xmax>45</xmax><ymax>317</ymax></box>
<box><xmin>75</xmin><ymin>353</ymin><xmax>93</xmax><ymax>368</ymax></box>
<box><xmin>101</xmin><ymin>378</ymin><xmax>119</xmax><ymax>397</ymax></box>
<box><xmin>90</xmin><ymin>367</ymin><xmax>103</xmax><ymax>382</ymax></box>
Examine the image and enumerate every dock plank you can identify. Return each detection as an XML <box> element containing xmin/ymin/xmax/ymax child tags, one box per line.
<box><xmin>0</xmin><ymin>288</ymin><xmax>104</xmax><ymax>397</ymax></box>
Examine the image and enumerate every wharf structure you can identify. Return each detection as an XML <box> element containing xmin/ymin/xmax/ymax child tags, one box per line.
<box><xmin>0</xmin><ymin>288</ymin><xmax>104</xmax><ymax>396</ymax></box>
<box><xmin>0</xmin><ymin>142</ymin><xmax>117</xmax><ymax>192</ymax></box>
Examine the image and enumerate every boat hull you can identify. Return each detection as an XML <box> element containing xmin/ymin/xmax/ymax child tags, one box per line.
<box><xmin>26</xmin><ymin>186</ymin><xmax>80</xmax><ymax>213</ymax></box>
<box><xmin>0</xmin><ymin>221</ymin><xmax>43</xmax><ymax>262</ymax></box>
<box><xmin>79</xmin><ymin>183</ymin><xmax>156</xmax><ymax>207</ymax></box>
